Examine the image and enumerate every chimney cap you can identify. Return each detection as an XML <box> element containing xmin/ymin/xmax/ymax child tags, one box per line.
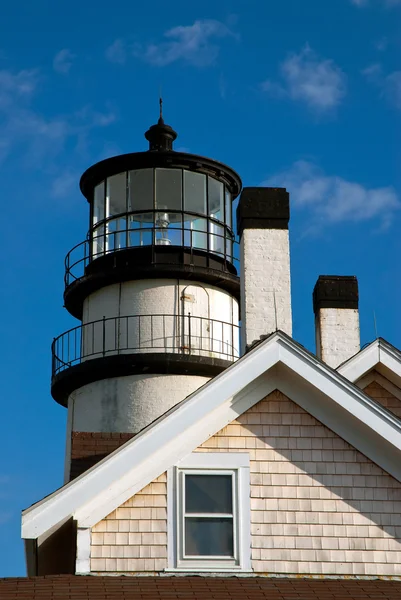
<box><xmin>236</xmin><ymin>187</ymin><xmax>290</xmax><ymax>237</ymax></box>
<box><xmin>313</xmin><ymin>275</ymin><xmax>359</xmax><ymax>314</ymax></box>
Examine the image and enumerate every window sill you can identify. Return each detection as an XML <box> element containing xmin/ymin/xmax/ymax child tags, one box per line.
<box><xmin>164</xmin><ymin>567</ymin><xmax>253</xmax><ymax>573</ymax></box>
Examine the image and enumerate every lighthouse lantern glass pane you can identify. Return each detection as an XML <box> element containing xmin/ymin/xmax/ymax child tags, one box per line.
<box><xmin>106</xmin><ymin>173</ymin><xmax>127</xmax><ymax>218</ymax></box>
<box><xmin>128</xmin><ymin>169</ymin><xmax>154</xmax><ymax>212</ymax></box>
<box><xmin>155</xmin><ymin>169</ymin><xmax>182</xmax><ymax>219</ymax></box>
<box><xmin>225</xmin><ymin>189</ymin><xmax>232</xmax><ymax>229</ymax></box>
<box><xmin>184</xmin><ymin>171</ymin><xmax>206</xmax><ymax>215</ymax></box>
<box><xmin>183</xmin><ymin>214</ymin><xmax>207</xmax><ymax>250</ymax></box>
<box><xmin>208</xmin><ymin>177</ymin><xmax>224</xmax><ymax>223</ymax></box>
<box><xmin>93</xmin><ymin>182</ymin><xmax>105</xmax><ymax>224</ymax></box>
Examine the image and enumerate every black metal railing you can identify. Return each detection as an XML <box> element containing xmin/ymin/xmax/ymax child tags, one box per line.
<box><xmin>65</xmin><ymin>211</ymin><xmax>240</xmax><ymax>287</ymax></box>
<box><xmin>52</xmin><ymin>314</ymin><xmax>240</xmax><ymax>377</ymax></box>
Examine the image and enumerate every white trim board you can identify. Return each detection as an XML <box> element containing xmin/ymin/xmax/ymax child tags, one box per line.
<box><xmin>338</xmin><ymin>338</ymin><xmax>401</xmax><ymax>390</ymax></box>
<box><xmin>22</xmin><ymin>331</ymin><xmax>401</xmax><ymax>541</ymax></box>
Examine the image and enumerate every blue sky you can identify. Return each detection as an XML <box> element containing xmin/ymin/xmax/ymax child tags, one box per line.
<box><xmin>0</xmin><ymin>0</ymin><xmax>400</xmax><ymax>576</ymax></box>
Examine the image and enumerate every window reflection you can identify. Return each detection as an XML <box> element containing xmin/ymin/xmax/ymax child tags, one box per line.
<box><xmin>94</xmin><ymin>182</ymin><xmax>105</xmax><ymax>224</ymax></box>
<box><xmin>106</xmin><ymin>173</ymin><xmax>126</xmax><ymax>218</ymax></box>
<box><xmin>184</xmin><ymin>171</ymin><xmax>206</xmax><ymax>214</ymax></box>
<box><xmin>91</xmin><ymin>169</ymin><xmax>234</xmax><ymax>262</ymax></box>
<box><xmin>208</xmin><ymin>177</ymin><xmax>224</xmax><ymax>222</ymax></box>
<box><xmin>128</xmin><ymin>169</ymin><xmax>153</xmax><ymax>212</ymax></box>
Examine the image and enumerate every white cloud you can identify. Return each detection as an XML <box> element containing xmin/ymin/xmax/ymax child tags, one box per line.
<box><xmin>362</xmin><ymin>63</ymin><xmax>401</xmax><ymax>109</ymax></box>
<box><xmin>0</xmin><ymin>68</ymin><xmax>38</xmax><ymax>108</ymax></box>
<box><xmin>375</xmin><ymin>37</ymin><xmax>388</xmax><ymax>51</ymax></box>
<box><xmin>105</xmin><ymin>39</ymin><xmax>127</xmax><ymax>64</ymax></box>
<box><xmin>53</xmin><ymin>49</ymin><xmax>75</xmax><ymax>74</ymax></box>
<box><xmin>384</xmin><ymin>71</ymin><xmax>401</xmax><ymax>108</ymax></box>
<box><xmin>0</xmin><ymin>67</ymin><xmax>116</xmax><ymax>169</ymax></box>
<box><xmin>132</xmin><ymin>19</ymin><xmax>237</xmax><ymax>67</ymax></box>
<box><xmin>262</xmin><ymin>45</ymin><xmax>346</xmax><ymax>111</ymax></box>
<box><xmin>51</xmin><ymin>171</ymin><xmax>78</xmax><ymax>198</ymax></box>
<box><xmin>351</xmin><ymin>0</ymin><xmax>401</xmax><ymax>6</ymax></box>
<box><xmin>264</xmin><ymin>161</ymin><xmax>400</xmax><ymax>229</ymax></box>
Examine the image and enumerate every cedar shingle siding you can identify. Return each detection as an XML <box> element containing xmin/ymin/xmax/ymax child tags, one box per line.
<box><xmin>91</xmin><ymin>390</ymin><xmax>401</xmax><ymax>576</ymax></box>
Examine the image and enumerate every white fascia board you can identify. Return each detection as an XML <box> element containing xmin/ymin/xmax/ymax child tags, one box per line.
<box><xmin>22</xmin><ymin>332</ymin><xmax>401</xmax><ymax>540</ymax></box>
<box><xmin>337</xmin><ymin>341</ymin><xmax>380</xmax><ymax>382</ymax></box>
<box><xmin>338</xmin><ymin>339</ymin><xmax>401</xmax><ymax>387</ymax></box>
<box><xmin>278</xmin><ymin>338</ymin><xmax>401</xmax><ymax>441</ymax></box>
<box><xmin>22</xmin><ymin>338</ymin><xmax>280</xmax><ymax>538</ymax></box>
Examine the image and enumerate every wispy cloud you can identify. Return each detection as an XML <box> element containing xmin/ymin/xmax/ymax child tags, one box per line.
<box><xmin>106</xmin><ymin>19</ymin><xmax>238</xmax><ymax>68</ymax></box>
<box><xmin>0</xmin><ymin>512</ymin><xmax>12</xmax><ymax>525</ymax></box>
<box><xmin>351</xmin><ymin>0</ymin><xmax>401</xmax><ymax>6</ymax></box>
<box><xmin>374</xmin><ymin>37</ymin><xmax>388</xmax><ymax>51</ymax></box>
<box><xmin>261</xmin><ymin>45</ymin><xmax>346</xmax><ymax>112</ymax></box>
<box><xmin>362</xmin><ymin>63</ymin><xmax>401</xmax><ymax>109</ymax></box>
<box><xmin>264</xmin><ymin>161</ymin><xmax>400</xmax><ymax>230</ymax></box>
<box><xmin>53</xmin><ymin>48</ymin><xmax>76</xmax><ymax>74</ymax></box>
<box><xmin>105</xmin><ymin>39</ymin><xmax>127</xmax><ymax>64</ymax></box>
<box><xmin>50</xmin><ymin>171</ymin><xmax>78</xmax><ymax>198</ymax></box>
<box><xmin>0</xmin><ymin>68</ymin><xmax>39</xmax><ymax>108</ymax></box>
<box><xmin>0</xmin><ymin>67</ymin><xmax>116</xmax><ymax>176</ymax></box>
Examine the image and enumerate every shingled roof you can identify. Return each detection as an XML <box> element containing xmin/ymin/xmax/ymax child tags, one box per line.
<box><xmin>1</xmin><ymin>575</ymin><xmax>401</xmax><ymax>599</ymax></box>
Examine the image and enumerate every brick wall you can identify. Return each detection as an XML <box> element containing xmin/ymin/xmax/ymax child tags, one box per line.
<box><xmin>362</xmin><ymin>375</ymin><xmax>401</xmax><ymax>419</ymax></box>
<box><xmin>90</xmin><ymin>390</ymin><xmax>401</xmax><ymax>576</ymax></box>
<box><xmin>70</xmin><ymin>432</ymin><xmax>134</xmax><ymax>480</ymax></box>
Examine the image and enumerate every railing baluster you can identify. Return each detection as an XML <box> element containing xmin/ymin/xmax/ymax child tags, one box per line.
<box><xmin>188</xmin><ymin>312</ymin><xmax>191</xmax><ymax>355</ymax></box>
<box><xmin>51</xmin><ymin>315</ymin><xmax>241</xmax><ymax>384</ymax></box>
<box><xmin>163</xmin><ymin>314</ymin><xmax>166</xmax><ymax>351</ymax></box>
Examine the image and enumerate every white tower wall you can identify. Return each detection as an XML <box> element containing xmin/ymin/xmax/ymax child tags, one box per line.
<box><xmin>68</xmin><ymin>373</ymin><xmax>210</xmax><ymax>434</ymax></box>
<box><xmin>66</xmin><ymin>279</ymin><xmax>239</xmax><ymax>439</ymax></box>
<box><xmin>80</xmin><ymin>279</ymin><xmax>239</xmax><ymax>361</ymax></box>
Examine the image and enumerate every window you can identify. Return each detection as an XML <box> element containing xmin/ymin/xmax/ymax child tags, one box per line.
<box><xmin>167</xmin><ymin>453</ymin><xmax>251</xmax><ymax>571</ymax></box>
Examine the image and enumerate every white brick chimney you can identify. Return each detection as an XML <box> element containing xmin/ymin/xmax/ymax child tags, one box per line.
<box><xmin>237</xmin><ymin>187</ymin><xmax>292</xmax><ymax>353</ymax></box>
<box><xmin>313</xmin><ymin>275</ymin><xmax>360</xmax><ymax>369</ymax></box>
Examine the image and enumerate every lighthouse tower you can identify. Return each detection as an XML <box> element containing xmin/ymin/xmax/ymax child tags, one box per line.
<box><xmin>51</xmin><ymin>110</ymin><xmax>241</xmax><ymax>480</ymax></box>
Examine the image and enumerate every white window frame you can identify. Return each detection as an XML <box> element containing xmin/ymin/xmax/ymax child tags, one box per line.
<box><xmin>166</xmin><ymin>452</ymin><xmax>251</xmax><ymax>572</ymax></box>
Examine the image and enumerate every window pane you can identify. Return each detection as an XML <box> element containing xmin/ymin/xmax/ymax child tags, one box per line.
<box><xmin>92</xmin><ymin>224</ymin><xmax>105</xmax><ymax>256</ymax></box>
<box><xmin>155</xmin><ymin>169</ymin><xmax>182</xmax><ymax>216</ymax></box>
<box><xmin>129</xmin><ymin>212</ymin><xmax>153</xmax><ymax>247</ymax></box>
<box><xmin>184</xmin><ymin>171</ymin><xmax>206</xmax><ymax>214</ymax></box>
<box><xmin>183</xmin><ymin>215</ymin><xmax>207</xmax><ymax>250</ymax></box>
<box><xmin>225</xmin><ymin>189</ymin><xmax>232</xmax><ymax>229</ymax></box>
<box><xmin>209</xmin><ymin>222</ymin><xmax>225</xmax><ymax>255</ymax></box>
<box><xmin>185</xmin><ymin>474</ymin><xmax>232</xmax><ymax>513</ymax></box>
<box><xmin>128</xmin><ymin>169</ymin><xmax>154</xmax><ymax>212</ymax></box>
<box><xmin>106</xmin><ymin>173</ymin><xmax>127</xmax><ymax>217</ymax></box>
<box><xmin>185</xmin><ymin>517</ymin><xmax>233</xmax><ymax>556</ymax></box>
<box><xmin>93</xmin><ymin>182</ymin><xmax>105</xmax><ymax>224</ymax></box>
<box><xmin>208</xmin><ymin>177</ymin><xmax>224</xmax><ymax>222</ymax></box>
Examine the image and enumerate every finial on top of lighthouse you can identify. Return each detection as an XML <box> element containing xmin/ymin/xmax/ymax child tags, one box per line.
<box><xmin>145</xmin><ymin>97</ymin><xmax>178</xmax><ymax>151</ymax></box>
